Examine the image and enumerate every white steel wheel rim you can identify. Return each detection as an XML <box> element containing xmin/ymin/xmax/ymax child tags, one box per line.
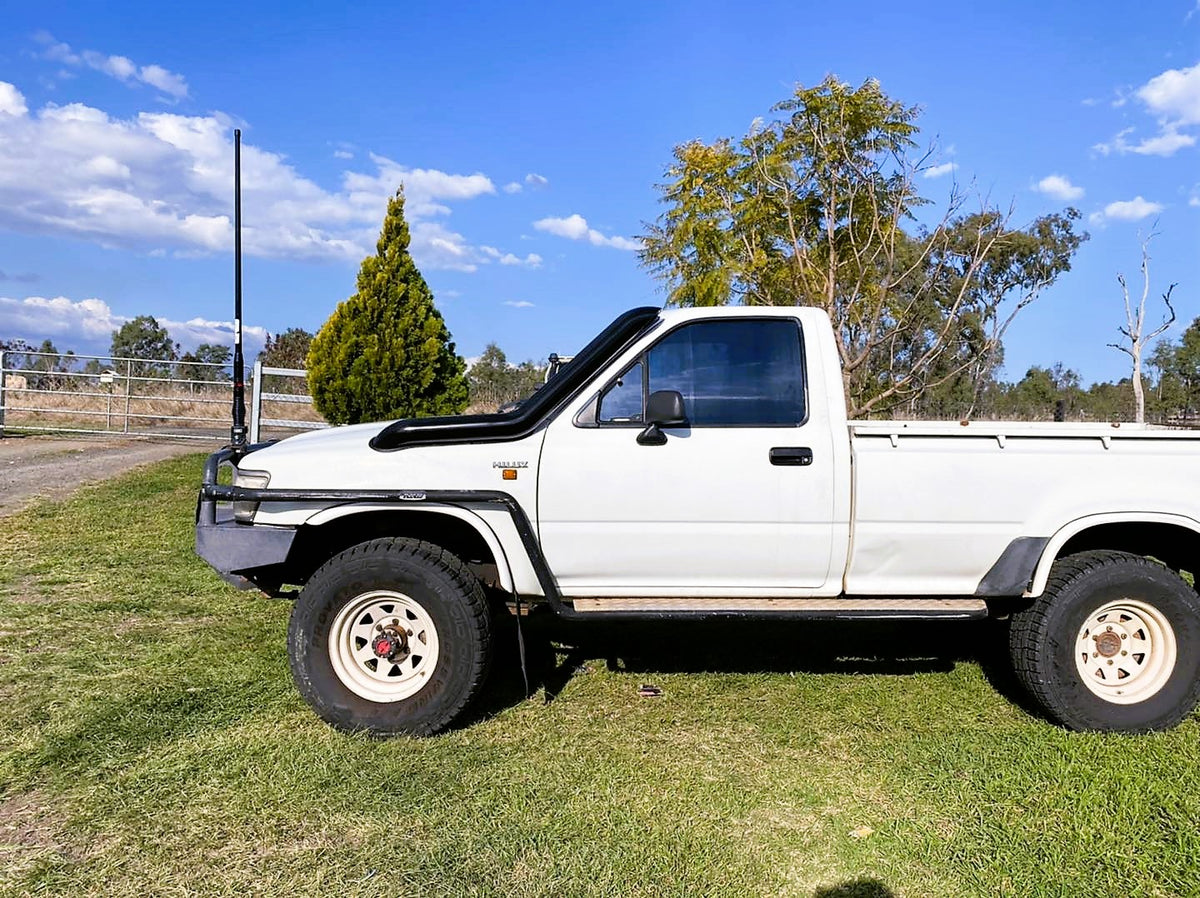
<box><xmin>1074</xmin><ymin>598</ymin><xmax>1177</xmax><ymax>705</ymax></box>
<box><xmin>328</xmin><ymin>590</ymin><xmax>440</xmax><ymax>703</ymax></box>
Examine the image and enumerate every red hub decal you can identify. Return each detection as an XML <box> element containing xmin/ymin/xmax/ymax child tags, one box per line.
<box><xmin>373</xmin><ymin>635</ymin><xmax>396</xmax><ymax>658</ymax></box>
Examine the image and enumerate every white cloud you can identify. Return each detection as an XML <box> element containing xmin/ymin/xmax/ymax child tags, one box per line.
<box><xmin>0</xmin><ymin>294</ymin><xmax>267</xmax><ymax>355</ymax></box>
<box><xmin>0</xmin><ymin>295</ymin><xmax>123</xmax><ymax>342</ymax></box>
<box><xmin>1129</xmin><ymin>128</ymin><xmax>1196</xmax><ymax>156</ymax></box>
<box><xmin>1095</xmin><ymin>62</ymin><xmax>1200</xmax><ymax>158</ymax></box>
<box><xmin>84</xmin><ymin>155</ymin><xmax>132</xmax><ymax>179</ymax></box>
<box><xmin>502</xmin><ymin>182</ymin><xmax>523</xmax><ymax>194</ymax></box>
<box><xmin>535</xmin><ymin>213</ymin><xmax>589</xmax><ymax>240</ymax></box>
<box><xmin>1137</xmin><ymin>62</ymin><xmax>1200</xmax><ymax>126</ymax></box>
<box><xmin>922</xmin><ymin>162</ymin><xmax>957</xmax><ymax>179</ymax></box>
<box><xmin>533</xmin><ymin>213</ymin><xmax>639</xmax><ymax>251</ymax></box>
<box><xmin>159</xmin><ymin>315</ymin><xmax>269</xmax><ymax>352</ymax></box>
<box><xmin>0</xmin><ymin>82</ymin><xmax>27</xmax><ymax>117</ymax></box>
<box><xmin>500</xmin><ymin>252</ymin><xmax>541</xmax><ymax>267</ymax></box>
<box><xmin>1088</xmin><ymin>196</ymin><xmax>1164</xmax><ymax>225</ymax></box>
<box><xmin>503</xmin><ymin>300</ymin><xmax>534</xmax><ymax>308</ymax></box>
<box><xmin>333</xmin><ymin>149</ymin><xmax>353</xmax><ymax>160</ymax></box>
<box><xmin>0</xmin><ymin>80</ymin><xmax>526</xmax><ymax>270</ymax></box>
<box><xmin>1096</xmin><ymin>126</ymin><xmax>1197</xmax><ymax>157</ymax></box>
<box><xmin>138</xmin><ymin>65</ymin><xmax>188</xmax><ymax>99</ymax></box>
<box><xmin>524</xmin><ymin>173</ymin><xmax>549</xmax><ymax>188</ymax></box>
<box><xmin>35</xmin><ymin>33</ymin><xmax>189</xmax><ymax>99</ymax></box>
<box><xmin>1034</xmin><ymin>174</ymin><xmax>1084</xmax><ymax>201</ymax></box>
<box><xmin>479</xmin><ymin>246</ymin><xmax>540</xmax><ymax>268</ymax></box>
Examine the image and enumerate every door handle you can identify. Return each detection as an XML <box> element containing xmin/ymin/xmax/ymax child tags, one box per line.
<box><xmin>770</xmin><ymin>447</ymin><xmax>813</xmax><ymax>466</ymax></box>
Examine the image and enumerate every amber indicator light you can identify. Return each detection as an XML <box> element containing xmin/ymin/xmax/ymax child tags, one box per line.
<box><xmin>502</xmin><ymin>469</ymin><xmax>518</xmax><ymax>481</ymax></box>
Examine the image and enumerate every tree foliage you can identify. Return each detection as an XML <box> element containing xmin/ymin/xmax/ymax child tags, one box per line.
<box><xmin>308</xmin><ymin>190</ymin><xmax>468</xmax><ymax>424</ymax></box>
<box><xmin>467</xmin><ymin>343</ymin><xmax>546</xmax><ymax>410</ymax></box>
<box><xmin>640</xmin><ymin>76</ymin><xmax>1086</xmax><ymax>418</ymax></box>
<box><xmin>177</xmin><ymin>344</ymin><xmax>231</xmax><ymax>383</ymax></box>
<box><xmin>259</xmin><ymin>328</ymin><xmax>314</xmax><ymax>369</ymax></box>
<box><xmin>110</xmin><ymin>316</ymin><xmax>179</xmax><ymax>377</ymax></box>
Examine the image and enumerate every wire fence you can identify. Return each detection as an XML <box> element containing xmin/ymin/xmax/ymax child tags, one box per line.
<box><xmin>0</xmin><ymin>349</ymin><xmax>326</xmax><ymax>442</ymax></box>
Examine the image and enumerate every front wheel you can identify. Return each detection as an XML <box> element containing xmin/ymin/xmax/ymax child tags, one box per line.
<box><xmin>288</xmin><ymin>537</ymin><xmax>493</xmax><ymax>736</ymax></box>
<box><xmin>1008</xmin><ymin>550</ymin><xmax>1200</xmax><ymax>732</ymax></box>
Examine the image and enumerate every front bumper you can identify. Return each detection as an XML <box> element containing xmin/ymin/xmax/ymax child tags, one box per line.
<box><xmin>195</xmin><ymin>447</ymin><xmax>296</xmax><ymax>591</ymax></box>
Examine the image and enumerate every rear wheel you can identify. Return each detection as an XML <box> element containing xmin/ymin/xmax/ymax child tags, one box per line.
<box><xmin>1008</xmin><ymin>550</ymin><xmax>1200</xmax><ymax>732</ymax></box>
<box><xmin>288</xmin><ymin>537</ymin><xmax>492</xmax><ymax>736</ymax></box>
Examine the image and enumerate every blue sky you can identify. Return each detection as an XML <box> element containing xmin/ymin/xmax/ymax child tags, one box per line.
<box><xmin>0</xmin><ymin>0</ymin><xmax>1197</xmax><ymax>385</ymax></box>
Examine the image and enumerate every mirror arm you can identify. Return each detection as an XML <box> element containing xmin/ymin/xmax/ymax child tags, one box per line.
<box><xmin>636</xmin><ymin>422</ymin><xmax>668</xmax><ymax>446</ymax></box>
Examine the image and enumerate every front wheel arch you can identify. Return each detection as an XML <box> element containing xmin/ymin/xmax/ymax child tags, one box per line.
<box><xmin>284</xmin><ymin>507</ymin><xmax>515</xmax><ymax>593</ymax></box>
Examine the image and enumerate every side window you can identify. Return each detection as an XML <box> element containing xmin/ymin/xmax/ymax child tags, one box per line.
<box><xmin>597</xmin><ymin>360</ymin><xmax>644</xmax><ymax>423</ymax></box>
<box><xmin>646</xmin><ymin>319</ymin><xmax>805</xmax><ymax>426</ymax></box>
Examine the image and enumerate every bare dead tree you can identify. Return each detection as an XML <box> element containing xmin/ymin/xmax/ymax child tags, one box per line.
<box><xmin>1108</xmin><ymin>230</ymin><xmax>1176</xmax><ymax>424</ymax></box>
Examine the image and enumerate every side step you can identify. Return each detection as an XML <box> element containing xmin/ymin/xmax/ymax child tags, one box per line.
<box><xmin>567</xmin><ymin>597</ymin><xmax>988</xmax><ymax>619</ymax></box>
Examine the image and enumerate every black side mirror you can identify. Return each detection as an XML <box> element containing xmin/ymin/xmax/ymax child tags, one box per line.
<box><xmin>638</xmin><ymin>390</ymin><xmax>687</xmax><ymax>445</ymax></box>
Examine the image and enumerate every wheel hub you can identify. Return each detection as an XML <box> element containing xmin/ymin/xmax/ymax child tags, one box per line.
<box><xmin>372</xmin><ymin>628</ymin><xmax>408</xmax><ymax>660</ymax></box>
<box><xmin>1094</xmin><ymin>630</ymin><xmax>1122</xmax><ymax>658</ymax></box>
<box><xmin>1075</xmin><ymin>599</ymin><xmax>1178</xmax><ymax>705</ymax></box>
<box><xmin>326</xmin><ymin>590</ymin><xmax>441</xmax><ymax>704</ymax></box>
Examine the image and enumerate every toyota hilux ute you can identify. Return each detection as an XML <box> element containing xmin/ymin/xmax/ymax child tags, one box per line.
<box><xmin>196</xmin><ymin>306</ymin><xmax>1200</xmax><ymax>735</ymax></box>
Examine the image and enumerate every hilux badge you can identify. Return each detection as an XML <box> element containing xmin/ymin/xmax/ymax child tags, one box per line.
<box><xmin>492</xmin><ymin>461</ymin><xmax>529</xmax><ymax>468</ymax></box>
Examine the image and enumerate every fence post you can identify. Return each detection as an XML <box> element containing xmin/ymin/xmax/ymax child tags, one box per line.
<box><xmin>249</xmin><ymin>359</ymin><xmax>263</xmax><ymax>444</ymax></box>
<box><xmin>0</xmin><ymin>350</ymin><xmax>6</xmax><ymax>438</ymax></box>
<box><xmin>123</xmin><ymin>359</ymin><xmax>132</xmax><ymax>434</ymax></box>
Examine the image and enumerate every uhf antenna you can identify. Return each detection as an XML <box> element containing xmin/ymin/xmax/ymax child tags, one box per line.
<box><xmin>230</xmin><ymin>128</ymin><xmax>247</xmax><ymax>452</ymax></box>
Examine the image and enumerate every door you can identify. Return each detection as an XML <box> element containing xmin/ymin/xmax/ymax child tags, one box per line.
<box><xmin>537</xmin><ymin>317</ymin><xmax>837</xmax><ymax>595</ymax></box>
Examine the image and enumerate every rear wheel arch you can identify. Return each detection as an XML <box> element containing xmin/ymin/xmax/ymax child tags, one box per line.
<box><xmin>1029</xmin><ymin>514</ymin><xmax>1200</xmax><ymax>597</ymax></box>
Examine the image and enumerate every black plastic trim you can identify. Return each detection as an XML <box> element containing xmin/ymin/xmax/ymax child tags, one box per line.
<box><xmin>369</xmin><ymin>306</ymin><xmax>661</xmax><ymax>452</ymax></box>
<box><xmin>974</xmin><ymin>536</ymin><xmax>1049</xmax><ymax>596</ymax></box>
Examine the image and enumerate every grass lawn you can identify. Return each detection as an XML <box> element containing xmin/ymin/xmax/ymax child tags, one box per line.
<box><xmin>1</xmin><ymin>454</ymin><xmax>1198</xmax><ymax>897</ymax></box>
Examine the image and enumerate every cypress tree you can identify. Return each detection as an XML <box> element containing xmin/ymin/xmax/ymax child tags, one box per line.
<box><xmin>308</xmin><ymin>189</ymin><xmax>468</xmax><ymax>424</ymax></box>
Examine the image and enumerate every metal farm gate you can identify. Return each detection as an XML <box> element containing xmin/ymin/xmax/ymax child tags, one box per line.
<box><xmin>248</xmin><ymin>360</ymin><xmax>329</xmax><ymax>443</ymax></box>
<box><xmin>0</xmin><ymin>349</ymin><xmax>327</xmax><ymax>442</ymax></box>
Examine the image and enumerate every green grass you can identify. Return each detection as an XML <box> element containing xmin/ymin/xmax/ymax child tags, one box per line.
<box><xmin>1</xmin><ymin>455</ymin><xmax>1198</xmax><ymax>897</ymax></box>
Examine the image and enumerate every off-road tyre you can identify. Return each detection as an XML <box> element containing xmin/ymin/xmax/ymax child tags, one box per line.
<box><xmin>1008</xmin><ymin>550</ymin><xmax>1200</xmax><ymax>732</ymax></box>
<box><xmin>288</xmin><ymin>537</ymin><xmax>492</xmax><ymax>736</ymax></box>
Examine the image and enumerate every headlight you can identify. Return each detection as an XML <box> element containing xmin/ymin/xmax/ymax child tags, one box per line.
<box><xmin>233</xmin><ymin>468</ymin><xmax>270</xmax><ymax>523</ymax></box>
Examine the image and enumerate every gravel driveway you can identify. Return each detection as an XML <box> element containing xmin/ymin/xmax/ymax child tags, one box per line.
<box><xmin>0</xmin><ymin>435</ymin><xmax>207</xmax><ymax>517</ymax></box>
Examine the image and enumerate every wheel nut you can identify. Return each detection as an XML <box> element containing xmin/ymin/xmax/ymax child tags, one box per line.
<box><xmin>1106</xmin><ymin>626</ymin><xmax>1113</xmax><ymax>632</ymax></box>
<box><xmin>1107</xmin><ymin>659</ymin><xmax>1114</xmax><ymax>665</ymax></box>
<box><xmin>1121</xmin><ymin>650</ymin><xmax>1128</xmax><ymax>656</ymax></box>
<box><xmin>1121</xmin><ymin>633</ymin><xmax>1127</xmax><ymax>639</ymax></box>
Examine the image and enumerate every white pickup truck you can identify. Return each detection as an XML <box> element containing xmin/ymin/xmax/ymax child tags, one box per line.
<box><xmin>196</xmin><ymin>306</ymin><xmax>1200</xmax><ymax>736</ymax></box>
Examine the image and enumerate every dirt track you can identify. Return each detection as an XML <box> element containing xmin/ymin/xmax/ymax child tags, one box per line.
<box><xmin>0</xmin><ymin>435</ymin><xmax>205</xmax><ymax>517</ymax></box>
